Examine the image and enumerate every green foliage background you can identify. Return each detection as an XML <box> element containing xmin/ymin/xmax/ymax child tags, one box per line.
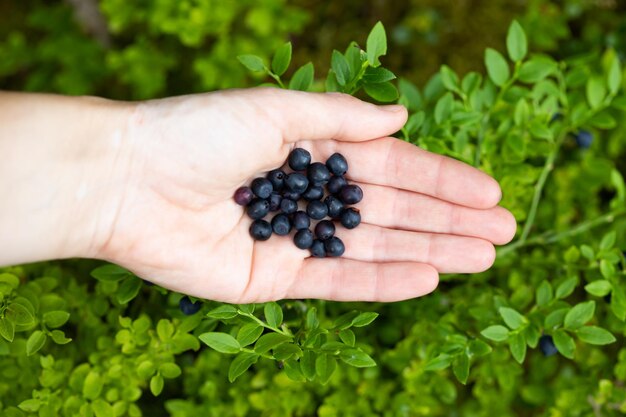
<box><xmin>2</xmin><ymin>1</ymin><xmax>626</xmax><ymax>416</ymax></box>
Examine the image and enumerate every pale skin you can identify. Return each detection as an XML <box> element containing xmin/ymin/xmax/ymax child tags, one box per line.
<box><xmin>0</xmin><ymin>88</ymin><xmax>517</xmax><ymax>303</ymax></box>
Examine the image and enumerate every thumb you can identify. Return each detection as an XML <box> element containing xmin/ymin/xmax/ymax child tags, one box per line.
<box><xmin>250</xmin><ymin>87</ymin><xmax>408</xmax><ymax>143</ymax></box>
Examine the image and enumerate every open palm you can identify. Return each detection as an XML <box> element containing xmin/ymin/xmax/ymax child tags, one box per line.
<box><xmin>95</xmin><ymin>88</ymin><xmax>516</xmax><ymax>303</ymax></box>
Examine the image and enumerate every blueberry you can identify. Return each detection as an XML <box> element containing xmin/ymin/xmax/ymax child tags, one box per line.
<box><xmin>288</xmin><ymin>148</ymin><xmax>311</xmax><ymax>171</ymax></box>
<box><xmin>307</xmin><ymin>200</ymin><xmax>328</xmax><ymax>220</ymax></box>
<box><xmin>269</xmin><ymin>192</ymin><xmax>282</xmax><ymax>211</ymax></box>
<box><xmin>339</xmin><ymin>184</ymin><xmax>363</xmax><ymax>204</ymax></box>
<box><xmin>280</xmin><ymin>198</ymin><xmax>298</xmax><ymax>214</ymax></box>
<box><xmin>302</xmin><ymin>185</ymin><xmax>324</xmax><ymax>201</ymax></box>
<box><xmin>326</xmin><ymin>153</ymin><xmax>348</xmax><ymax>176</ymax></box>
<box><xmin>251</xmin><ymin>178</ymin><xmax>273</xmax><ymax>199</ymax></box>
<box><xmin>285</xmin><ymin>173</ymin><xmax>309</xmax><ymax>194</ymax></box>
<box><xmin>539</xmin><ymin>335</ymin><xmax>558</xmax><ymax>357</ymax></box>
<box><xmin>327</xmin><ymin>175</ymin><xmax>348</xmax><ymax>195</ymax></box>
<box><xmin>324</xmin><ymin>236</ymin><xmax>345</xmax><ymax>257</ymax></box>
<box><xmin>249</xmin><ymin>219</ymin><xmax>272</xmax><ymax>241</ymax></box>
<box><xmin>271</xmin><ymin>213</ymin><xmax>292</xmax><ymax>236</ymax></box>
<box><xmin>292</xmin><ymin>211</ymin><xmax>311</xmax><ymax>230</ymax></box>
<box><xmin>314</xmin><ymin>220</ymin><xmax>335</xmax><ymax>240</ymax></box>
<box><xmin>310</xmin><ymin>240</ymin><xmax>326</xmax><ymax>257</ymax></box>
<box><xmin>247</xmin><ymin>198</ymin><xmax>270</xmax><ymax>220</ymax></box>
<box><xmin>307</xmin><ymin>162</ymin><xmax>331</xmax><ymax>185</ymax></box>
<box><xmin>340</xmin><ymin>207</ymin><xmax>361</xmax><ymax>229</ymax></box>
<box><xmin>325</xmin><ymin>195</ymin><xmax>345</xmax><ymax>219</ymax></box>
<box><xmin>294</xmin><ymin>229</ymin><xmax>314</xmax><ymax>249</ymax></box>
<box><xmin>574</xmin><ymin>130</ymin><xmax>593</xmax><ymax>149</ymax></box>
<box><xmin>281</xmin><ymin>190</ymin><xmax>301</xmax><ymax>201</ymax></box>
<box><xmin>267</xmin><ymin>169</ymin><xmax>286</xmax><ymax>191</ymax></box>
<box><xmin>179</xmin><ymin>296</ymin><xmax>201</xmax><ymax>315</ymax></box>
<box><xmin>234</xmin><ymin>186</ymin><xmax>254</xmax><ymax>206</ymax></box>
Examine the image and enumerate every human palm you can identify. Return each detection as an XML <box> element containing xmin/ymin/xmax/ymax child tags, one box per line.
<box><xmin>96</xmin><ymin>88</ymin><xmax>516</xmax><ymax>303</ymax></box>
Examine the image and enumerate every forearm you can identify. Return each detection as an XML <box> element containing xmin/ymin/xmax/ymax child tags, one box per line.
<box><xmin>0</xmin><ymin>92</ymin><xmax>129</xmax><ymax>266</ymax></box>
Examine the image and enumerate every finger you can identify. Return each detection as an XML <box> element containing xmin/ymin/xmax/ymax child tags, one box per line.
<box><xmin>336</xmin><ymin>223</ymin><xmax>496</xmax><ymax>273</ymax></box>
<box><xmin>309</xmin><ymin>136</ymin><xmax>502</xmax><ymax>209</ymax></box>
<box><xmin>288</xmin><ymin>259</ymin><xmax>438</xmax><ymax>302</ymax></box>
<box><xmin>353</xmin><ymin>182</ymin><xmax>517</xmax><ymax>245</ymax></box>
<box><xmin>248</xmin><ymin>88</ymin><xmax>408</xmax><ymax>143</ymax></box>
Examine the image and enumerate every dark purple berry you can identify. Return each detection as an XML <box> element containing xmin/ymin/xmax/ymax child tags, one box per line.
<box><xmin>327</xmin><ymin>175</ymin><xmax>348</xmax><ymax>195</ymax></box>
<box><xmin>307</xmin><ymin>200</ymin><xmax>328</xmax><ymax>220</ymax></box>
<box><xmin>314</xmin><ymin>220</ymin><xmax>335</xmax><ymax>240</ymax></box>
<box><xmin>310</xmin><ymin>240</ymin><xmax>326</xmax><ymax>258</ymax></box>
<box><xmin>179</xmin><ymin>296</ymin><xmax>201</xmax><ymax>315</ymax></box>
<box><xmin>307</xmin><ymin>162</ymin><xmax>331</xmax><ymax>185</ymax></box>
<box><xmin>302</xmin><ymin>185</ymin><xmax>324</xmax><ymax>201</ymax></box>
<box><xmin>324</xmin><ymin>236</ymin><xmax>345</xmax><ymax>257</ymax></box>
<box><xmin>325</xmin><ymin>195</ymin><xmax>344</xmax><ymax>219</ymax></box>
<box><xmin>574</xmin><ymin>130</ymin><xmax>593</xmax><ymax>149</ymax></box>
<box><xmin>285</xmin><ymin>173</ymin><xmax>309</xmax><ymax>194</ymax></box>
<box><xmin>251</xmin><ymin>178</ymin><xmax>273</xmax><ymax>199</ymax></box>
<box><xmin>281</xmin><ymin>190</ymin><xmax>301</xmax><ymax>201</ymax></box>
<box><xmin>339</xmin><ymin>184</ymin><xmax>363</xmax><ymax>204</ymax></box>
<box><xmin>288</xmin><ymin>148</ymin><xmax>311</xmax><ymax>171</ymax></box>
<box><xmin>539</xmin><ymin>335</ymin><xmax>558</xmax><ymax>357</ymax></box>
<box><xmin>234</xmin><ymin>186</ymin><xmax>254</xmax><ymax>206</ymax></box>
<box><xmin>326</xmin><ymin>153</ymin><xmax>348</xmax><ymax>176</ymax></box>
<box><xmin>280</xmin><ymin>198</ymin><xmax>298</xmax><ymax>214</ymax></box>
<box><xmin>340</xmin><ymin>207</ymin><xmax>361</xmax><ymax>229</ymax></box>
<box><xmin>267</xmin><ymin>169</ymin><xmax>286</xmax><ymax>191</ymax></box>
<box><xmin>269</xmin><ymin>192</ymin><xmax>282</xmax><ymax>211</ymax></box>
<box><xmin>271</xmin><ymin>213</ymin><xmax>292</xmax><ymax>236</ymax></box>
<box><xmin>294</xmin><ymin>229</ymin><xmax>314</xmax><ymax>249</ymax></box>
<box><xmin>249</xmin><ymin>219</ymin><xmax>272</xmax><ymax>241</ymax></box>
<box><xmin>247</xmin><ymin>199</ymin><xmax>270</xmax><ymax>220</ymax></box>
<box><xmin>292</xmin><ymin>211</ymin><xmax>310</xmax><ymax>230</ymax></box>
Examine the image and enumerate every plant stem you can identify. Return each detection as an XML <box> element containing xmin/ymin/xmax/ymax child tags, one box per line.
<box><xmin>238</xmin><ymin>311</ymin><xmax>292</xmax><ymax>337</ymax></box>
<box><xmin>346</xmin><ymin>61</ymin><xmax>369</xmax><ymax>95</ymax></box>
<box><xmin>268</xmin><ymin>72</ymin><xmax>285</xmax><ymax>89</ymax></box>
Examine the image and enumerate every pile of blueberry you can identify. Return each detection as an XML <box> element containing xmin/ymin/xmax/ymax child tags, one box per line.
<box><xmin>233</xmin><ymin>148</ymin><xmax>362</xmax><ymax>257</ymax></box>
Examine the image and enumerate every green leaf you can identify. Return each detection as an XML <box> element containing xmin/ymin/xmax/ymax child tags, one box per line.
<box><xmin>564</xmin><ymin>301</ymin><xmax>596</xmax><ymax>330</ymax></box>
<box><xmin>452</xmin><ymin>353</ymin><xmax>470</xmax><ymax>384</ymax></box>
<box><xmin>92</xmin><ymin>399</ymin><xmax>114</xmax><ymax>417</ymax></box>
<box><xmin>156</xmin><ymin>319</ymin><xmax>174</xmax><ymax>342</ymax></box>
<box><xmin>536</xmin><ymin>281</ymin><xmax>553</xmax><ymax>307</ymax></box>
<box><xmin>480</xmin><ymin>325</ymin><xmax>509</xmax><ymax>342</ymax></box>
<box><xmin>485</xmin><ymin>48</ymin><xmax>510</xmax><ymax>87</ymax></box>
<box><xmin>611</xmin><ymin>285</ymin><xmax>626</xmax><ymax>320</ymax></box>
<box><xmin>315</xmin><ymin>353</ymin><xmax>337</xmax><ymax>384</ymax></box>
<box><xmin>253</xmin><ymin>332</ymin><xmax>291</xmax><ymax>353</ymax></box>
<box><xmin>545</xmin><ymin>308</ymin><xmax>568</xmax><ymax>329</ymax></box>
<box><xmin>83</xmin><ymin>370</ymin><xmax>103</xmax><ymax>399</ymax></box>
<box><xmin>366</xmin><ymin>21</ymin><xmax>387</xmax><ymax>67</ymax></box>
<box><xmin>499</xmin><ymin>307</ymin><xmax>526</xmax><ymax>330</ymax></box>
<box><xmin>529</xmin><ymin>121</ymin><xmax>554</xmax><ymax>141</ymax></box>
<box><xmin>362</xmin><ymin>66</ymin><xmax>396</xmax><ymax>84</ymax></box>
<box><xmin>306</xmin><ymin>307</ymin><xmax>319</xmax><ymax>330</ymax></box>
<box><xmin>586</xmin><ymin>76</ymin><xmax>606</xmax><ymax>109</ymax></box>
<box><xmin>289</xmin><ymin>62</ymin><xmax>314</xmax><ymax>91</ymax></box>
<box><xmin>363</xmin><ymin>82</ymin><xmax>398</xmax><ymax>102</ymax></box>
<box><xmin>238</xmin><ymin>304</ymin><xmax>255</xmax><ymax>314</ymax></box>
<box><xmin>42</xmin><ymin>311</ymin><xmax>70</xmax><ymax>329</ymax></box>
<box><xmin>198</xmin><ymin>332</ymin><xmax>241</xmax><ymax>354</ymax></box>
<box><xmin>600</xmin><ymin>259</ymin><xmax>616</xmax><ymax>279</ymax></box>
<box><xmin>136</xmin><ymin>361</ymin><xmax>156</xmax><ymax>379</ymax></box>
<box><xmin>206</xmin><ymin>305</ymin><xmax>238</xmax><ymax>319</ymax></box>
<box><xmin>338</xmin><ymin>329</ymin><xmax>355</xmax><ymax>346</ymax></box>
<box><xmin>237</xmin><ymin>323</ymin><xmax>263</xmax><ymax>347</ymax></box>
<box><xmin>159</xmin><ymin>363</ymin><xmax>182</xmax><ymax>379</ymax></box>
<box><xmin>509</xmin><ymin>332</ymin><xmax>526</xmax><ymax>363</ymax></box>
<box><xmin>440</xmin><ymin>65</ymin><xmax>459</xmax><ymax>91</ymax></box>
<box><xmin>0</xmin><ymin>318</ymin><xmax>15</xmax><ymax>342</ymax></box>
<box><xmin>556</xmin><ymin>276</ymin><xmax>577</xmax><ymax>299</ymax></box>
<box><xmin>351</xmin><ymin>312</ymin><xmax>379</xmax><ymax>327</ymax></box>
<box><xmin>585</xmin><ymin>280</ymin><xmax>612</xmax><ymax>297</ymax></box>
<box><xmin>514</xmin><ymin>99</ymin><xmax>529</xmax><ymax>126</ymax></box>
<box><xmin>6</xmin><ymin>302</ymin><xmax>35</xmax><ymax>326</ymax></box>
<box><xmin>553</xmin><ymin>329</ymin><xmax>575</xmax><ymax>359</ymax></box>
<box><xmin>263</xmin><ymin>302</ymin><xmax>283</xmax><ymax>329</ymax></box>
<box><xmin>576</xmin><ymin>326</ymin><xmax>616</xmax><ymax>345</ymax></box>
<box><xmin>273</xmin><ymin>343</ymin><xmax>303</xmax><ymax>361</ymax></box>
<box><xmin>424</xmin><ymin>353</ymin><xmax>453</xmax><ymax>371</ymax></box>
<box><xmin>434</xmin><ymin>92</ymin><xmax>454</xmax><ymax>124</ymax></box>
<box><xmin>405</xmin><ymin>111</ymin><xmax>425</xmax><ymax>135</ymax></box>
<box><xmin>331</xmin><ymin>50</ymin><xmax>351</xmax><ymax>86</ymax></box>
<box><xmin>283</xmin><ymin>359</ymin><xmax>305</xmax><ymax>381</ymax></box>
<box><xmin>116</xmin><ymin>277</ymin><xmax>142</xmax><ymax>304</ymax></box>
<box><xmin>271</xmin><ymin>42</ymin><xmax>292</xmax><ymax>77</ymax></box>
<box><xmin>608</xmin><ymin>56</ymin><xmax>622</xmax><ymax>95</ymax></box>
<box><xmin>18</xmin><ymin>399</ymin><xmax>41</xmax><ymax>412</ymax></box>
<box><xmin>518</xmin><ymin>58</ymin><xmax>556</xmax><ymax>83</ymax></box>
<box><xmin>237</xmin><ymin>54</ymin><xmax>266</xmax><ymax>72</ymax></box>
<box><xmin>506</xmin><ymin>20</ymin><xmax>527</xmax><ymax>61</ymax></box>
<box><xmin>300</xmin><ymin>350</ymin><xmax>317</xmax><ymax>380</ymax></box>
<box><xmin>339</xmin><ymin>349</ymin><xmax>376</xmax><ymax>367</ymax></box>
<box><xmin>600</xmin><ymin>231</ymin><xmax>617</xmax><ymax>250</ymax></box>
<box><xmin>26</xmin><ymin>330</ymin><xmax>46</xmax><ymax>356</ymax></box>
<box><xmin>150</xmin><ymin>374</ymin><xmax>164</xmax><ymax>396</ymax></box>
<box><xmin>580</xmin><ymin>245</ymin><xmax>595</xmax><ymax>260</ymax></box>
<box><xmin>468</xmin><ymin>339</ymin><xmax>492</xmax><ymax>357</ymax></box>
<box><xmin>0</xmin><ymin>273</ymin><xmax>20</xmax><ymax>289</ymax></box>
<box><xmin>589</xmin><ymin>112</ymin><xmax>617</xmax><ymax>129</ymax></box>
<box><xmin>50</xmin><ymin>330</ymin><xmax>71</xmax><ymax>344</ymax></box>
<box><xmin>90</xmin><ymin>264</ymin><xmax>132</xmax><ymax>282</ymax></box>
<box><xmin>398</xmin><ymin>78</ymin><xmax>422</xmax><ymax>110</ymax></box>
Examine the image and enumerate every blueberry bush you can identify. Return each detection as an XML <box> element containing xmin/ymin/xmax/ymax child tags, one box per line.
<box><xmin>2</xmin><ymin>4</ymin><xmax>626</xmax><ymax>417</ymax></box>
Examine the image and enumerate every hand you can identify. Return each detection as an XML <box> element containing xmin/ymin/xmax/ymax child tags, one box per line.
<box><xmin>88</xmin><ymin>88</ymin><xmax>515</xmax><ymax>303</ymax></box>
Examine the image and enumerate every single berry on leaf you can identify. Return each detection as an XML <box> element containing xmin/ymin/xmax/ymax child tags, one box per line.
<box><xmin>234</xmin><ymin>186</ymin><xmax>254</xmax><ymax>206</ymax></box>
<box><xmin>539</xmin><ymin>335</ymin><xmax>558</xmax><ymax>357</ymax></box>
<box><xmin>310</xmin><ymin>240</ymin><xmax>326</xmax><ymax>257</ymax></box>
<box><xmin>324</xmin><ymin>236</ymin><xmax>345</xmax><ymax>257</ymax></box>
<box><xmin>247</xmin><ymin>199</ymin><xmax>270</xmax><ymax>220</ymax></box>
<box><xmin>292</xmin><ymin>211</ymin><xmax>311</xmax><ymax>230</ymax></box>
<box><xmin>285</xmin><ymin>173</ymin><xmax>309</xmax><ymax>194</ymax></box>
<box><xmin>325</xmin><ymin>195</ymin><xmax>344</xmax><ymax>219</ymax></box>
<box><xmin>280</xmin><ymin>198</ymin><xmax>298</xmax><ymax>214</ymax></box>
<box><xmin>327</xmin><ymin>175</ymin><xmax>348</xmax><ymax>195</ymax></box>
<box><xmin>307</xmin><ymin>200</ymin><xmax>328</xmax><ymax>220</ymax></box>
<box><xmin>271</xmin><ymin>213</ymin><xmax>292</xmax><ymax>236</ymax></box>
<box><xmin>249</xmin><ymin>219</ymin><xmax>272</xmax><ymax>241</ymax></box>
<box><xmin>326</xmin><ymin>153</ymin><xmax>348</xmax><ymax>176</ymax></box>
<box><xmin>315</xmin><ymin>220</ymin><xmax>335</xmax><ymax>240</ymax></box>
<box><xmin>574</xmin><ymin>130</ymin><xmax>593</xmax><ymax>149</ymax></box>
<box><xmin>303</xmin><ymin>184</ymin><xmax>324</xmax><ymax>201</ymax></box>
<box><xmin>179</xmin><ymin>296</ymin><xmax>201</xmax><ymax>315</ymax></box>
<box><xmin>339</xmin><ymin>184</ymin><xmax>363</xmax><ymax>204</ymax></box>
<box><xmin>288</xmin><ymin>148</ymin><xmax>312</xmax><ymax>171</ymax></box>
<box><xmin>251</xmin><ymin>178</ymin><xmax>273</xmax><ymax>199</ymax></box>
<box><xmin>269</xmin><ymin>192</ymin><xmax>282</xmax><ymax>211</ymax></box>
<box><xmin>308</xmin><ymin>162</ymin><xmax>331</xmax><ymax>185</ymax></box>
<box><xmin>267</xmin><ymin>169</ymin><xmax>286</xmax><ymax>191</ymax></box>
<box><xmin>340</xmin><ymin>207</ymin><xmax>361</xmax><ymax>229</ymax></box>
<box><xmin>294</xmin><ymin>229</ymin><xmax>314</xmax><ymax>249</ymax></box>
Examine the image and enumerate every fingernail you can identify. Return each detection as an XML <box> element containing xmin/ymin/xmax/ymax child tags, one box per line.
<box><xmin>380</xmin><ymin>104</ymin><xmax>405</xmax><ymax>113</ymax></box>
